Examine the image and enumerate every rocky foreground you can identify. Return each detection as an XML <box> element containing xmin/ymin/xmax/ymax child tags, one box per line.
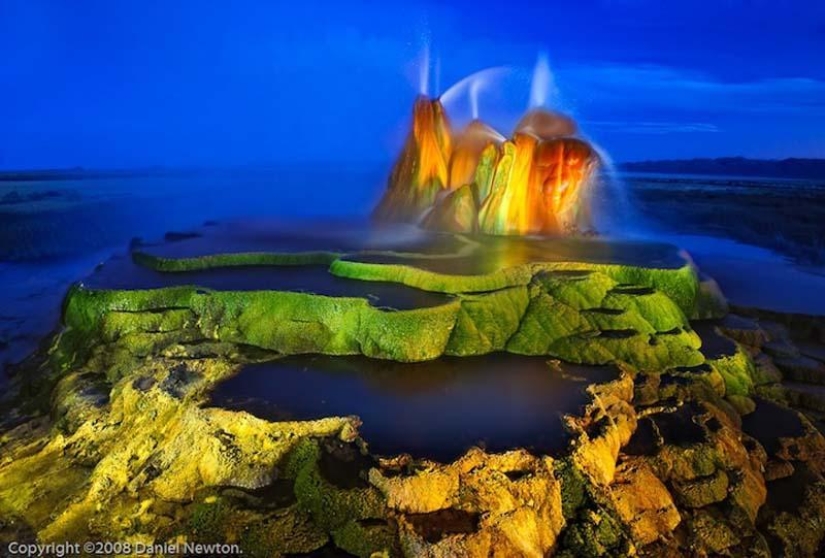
<box><xmin>2</xmin><ymin>230</ymin><xmax>825</xmax><ymax>557</ymax></box>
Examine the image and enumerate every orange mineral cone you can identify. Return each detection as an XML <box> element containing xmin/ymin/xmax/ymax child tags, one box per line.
<box><xmin>373</xmin><ymin>96</ymin><xmax>452</xmax><ymax>223</ymax></box>
<box><xmin>534</xmin><ymin>137</ymin><xmax>598</xmax><ymax>233</ymax></box>
<box><xmin>375</xmin><ymin>98</ymin><xmax>600</xmax><ymax>236</ymax></box>
<box><xmin>514</xmin><ymin>108</ymin><xmax>577</xmax><ymax>140</ymax></box>
<box><xmin>448</xmin><ymin>120</ymin><xmax>504</xmax><ymax>191</ymax></box>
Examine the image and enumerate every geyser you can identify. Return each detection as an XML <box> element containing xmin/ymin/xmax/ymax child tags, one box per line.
<box><xmin>374</xmin><ymin>96</ymin><xmax>600</xmax><ymax>235</ymax></box>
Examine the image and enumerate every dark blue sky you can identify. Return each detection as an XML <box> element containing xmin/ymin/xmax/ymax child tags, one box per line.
<box><xmin>1</xmin><ymin>0</ymin><xmax>824</xmax><ymax>169</ymax></box>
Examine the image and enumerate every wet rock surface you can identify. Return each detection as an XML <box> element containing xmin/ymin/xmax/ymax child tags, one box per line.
<box><xmin>3</xmin><ymin>313</ymin><xmax>825</xmax><ymax>557</ymax></box>
<box><xmin>2</xmin><ymin>225</ymin><xmax>825</xmax><ymax>556</ymax></box>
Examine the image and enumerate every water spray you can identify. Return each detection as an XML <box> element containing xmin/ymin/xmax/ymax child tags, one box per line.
<box><xmin>434</xmin><ymin>55</ymin><xmax>441</xmax><ymax>98</ymax></box>
<box><xmin>469</xmin><ymin>79</ymin><xmax>481</xmax><ymax>120</ymax></box>
<box><xmin>528</xmin><ymin>52</ymin><xmax>555</xmax><ymax>109</ymax></box>
<box><xmin>439</xmin><ymin>66</ymin><xmax>511</xmax><ymax>109</ymax></box>
<box><xmin>419</xmin><ymin>43</ymin><xmax>430</xmax><ymax>96</ymax></box>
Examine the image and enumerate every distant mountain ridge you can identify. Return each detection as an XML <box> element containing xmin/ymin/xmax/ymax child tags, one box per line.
<box><xmin>619</xmin><ymin>157</ymin><xmax>825</xmax><ymax>180</ymax></box>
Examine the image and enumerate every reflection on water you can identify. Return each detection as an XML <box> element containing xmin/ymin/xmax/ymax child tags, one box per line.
<box><xmin>144</xmin><ymin>220</ymin><xmax>468</xmax><ymax>260</ymax></box>
<box><xmin>348</xmin><ymin>234</ymin><xmax>685</xmax><ymax>275</ymax></box>
<box><xmin>85</xmin><ymin>257</ymin><xmax>454</xmax><ymax>311</ymax></box>
<box><xmin>208</xmin><ymin>354</ymin><xmax>619</xmax><ymax>461</ymax></box>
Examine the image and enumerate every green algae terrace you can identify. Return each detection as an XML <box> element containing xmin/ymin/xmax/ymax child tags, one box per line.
<box><xmin>62</xmin><ymin>228</ymin><xmax>727</xmax><ymax>372</ymax></box>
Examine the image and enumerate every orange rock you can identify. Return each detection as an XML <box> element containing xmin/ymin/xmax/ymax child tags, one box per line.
<box><xmin>373</xmin><ymin>96</ymin><xmax>453</xmax><ymax>223</ymax></box>
<box><xmin>610</xmin><ymin>458</ymin><xmax>681</xmax><ymax>546</ymax></box>
<box><xmin>514</xmin><ymin>109</ymin><xmax>578</xmax><ymax>140</ymax></box>
<box><xmin>448</xmin><ymin>120</ymin><xmax>503</xmax><ymax>190</ymax></box>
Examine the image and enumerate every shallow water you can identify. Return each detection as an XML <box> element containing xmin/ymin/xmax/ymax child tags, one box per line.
<box><xmin>143</xmin><ymin>220</ymin><xmax>467</xmax><ymax>259</ymax></box>
<box><xmin>346</xmin><ymin>235</ymin><xmax>686</xmax><ymax>275</ymax></box>
<box><xmin>691</xmin><ymin>321</ymin><xmax>738</xmax><ymax>359</ymax></box>
<box><xmin>208</xmin><ymin>354</ymin><xmax>620</xmax><ymax>461</ymax></box>
<box><xmin>85</xmin><ymin>255</ymin><xmax>454</xmax><ymax>311</ymax></box>
<box><xmin>742</xmin><ymin>399</ymin><xmax>807</xmax><ymax>455</ymax></box>
<box><xmin>655</xmin><ymin>233</ymin><xmax>825</xmax><ymax>316</ymax></box>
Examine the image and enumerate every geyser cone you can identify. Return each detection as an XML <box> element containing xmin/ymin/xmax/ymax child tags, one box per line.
<box><xmin>478</xmin><ymin>133</ymin><xmax>542</xmax><ymax>235</ymax></box>
<box><xmin>375</xmin><ymin>98</ymin><xmax>601</xmax><ymax>236</ymax></box>
<box><xmin>373</xmin><ymin>96</ymin><xmax>453</xmax><ymax>223</ymax></box>
<box><xmin>448</xmin><ymin>120</ymin><xmax>504</xmax><ymax>190</ymax></box>
<box><xmin>515</xmin><ymin>109</ymin><xmax>577</xmax><ymax>140</ymax></box>
<box><xmin>476</xmin><ymin>135</ymin><xmax>599</xmax><ymax>235</ymax></box>
<box><xmin>534</xmin><ymin>137</ymin><xmax>599</xmax><ymax>232</ymax></box>
<box><xmin>421</xmin><ymin>184</ymin><xmax>478</xmax><ymax>233</ymax></box>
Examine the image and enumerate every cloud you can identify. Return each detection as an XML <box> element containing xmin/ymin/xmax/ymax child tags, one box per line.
<box><xmin>559</xmin><ymin>63</ymin><xmax>825</xmax><ymax>115</ymax></box>
<box><xmin>584</xmin><ymin>121</ymin><xmax>720</xmax><ymax>134</ymax></box>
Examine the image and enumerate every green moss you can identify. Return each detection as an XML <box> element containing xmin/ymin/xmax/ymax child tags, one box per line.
<box><xmin>672</xmin><ymin>469</ymin><xmax>729</xmax><ymax>508</ymax></box>
<box><xmin>445</xmin><ymin>286</ymin><xmax>530</xmax><ymax>355</ymax></box>
<box><xmin>332</xmin><ymin>520</ymin><xmax>399</xmax><ymax>558</ymax></box>
<box><xmin>330</xmin><ymin>256</ymin><xmax>702</xmax><ymax>318</ymax></box>
<box><xmin>282</xmin><ymin>438</ymin><xmax>321</xmax><ymax>479</ymax></box>
<box><xmin>600</xmin><ymin>290</ymin><xmax>687</xmax><ymax>333</ymax></box>
<box><xmin>591</xmin><ymin>262</ymin><xmax>699</xmax><ymax>317</ymax></box>
<box><xmin>507</xmin><ymin>292</ymin><xmax>591</xmax><ymax>355</ymax></box>
<box><xmin>63</xmin><ymin>285</ymin><xmax>197</xmax><ymax>335</ymax></box>
<box><xmin>99</xmin><ymin>309</ymin><xmax>195</xmax><ymax>339</ymax></box>
<box><xmin>534</xmin><ymin>271</ymin><xmax>616</xmax><ymax>310</ymax></box>
<box><xmin>710</xmin><ymin>344</ymin><xmax>756</xmax><ymax>397</ymax></box>
<box><xmin>657</xmin><ymin>443</ymin><xmax>721</xmax><ymax>482</ymax></box>
<box><xmin>727</xmin><ymin>394</ymin><xmax>756</xmax><ymax>415</ymax></box>
<box><xmin>555</xmin><ymin>455</ymin><xmax>634</xmax><ymax>556</ymax></box>
<box><xmin>107</xmin><ymin>330</ymin><xmax>204</xmax><ymax>356</ymax></box>
<box><xmin>359</xmin><ymin>302</ymin><xmax>460</xmax><ymax>361</ymax></box>
<box><xmin>198</xmin><ymin>290</ymin><xmax>363</xmax><ymax>355</ymax></box>
<box><xmin>560</xmin><ymin>509</ymin><xmax>626</xmax><ymax>558</ymax></box>
<box><xmin>543</xmin><ymin>330</ymin><xmax>704</xmax><ymax>370</ymax></box>
<box><xmin>507</xmin><ymin>272</ymin><xmax>703</xmax><ymax>370</ymax></box>
<box><xmin>188</xmin><ymin>497</ymin><xmax>231</xmax><ymax>543</ymax></box>
<box><xmin>238</xmin><ymin>507</ymin><xmax>328</xmax><ymax>557</ymax></box>
<box><xmin>288</xmin><ymin>439</ymin><xmax>387</xmax><ymax>533</ymax></box>
<box><xmin>62</xmin><ymin>259</ymin><xmax>704</xmax><ymax>368</ymax></box>
<box><xmin>330</xmin><ymin>257</ymin><xmax>533</xmax><ymax>294</ymax></box>
<box><xmin>555</xmin><ymin>459</ymin><xmax>588</xmax><ymax>521</ymax></box>
<box><xmin>63</xmin><ymin>285</ymin><xmax>461</xmax><ymax>363</ymax></box>
<box><xmin>687</xmin><ymin>510</ymin><xmax>742</xmax><ymax>554</ymax></box>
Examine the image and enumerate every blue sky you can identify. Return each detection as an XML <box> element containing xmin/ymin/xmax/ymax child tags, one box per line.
<box><xmin>1</xmin><ymin>0</ymin><xmax>824</xmax><ymax>169</ymax></box>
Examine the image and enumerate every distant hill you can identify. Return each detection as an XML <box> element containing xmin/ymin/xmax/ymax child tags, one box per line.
<box><xmin>619</xmin><ymin>157</ymin><xmax>825</xmax><ymax>180</ymax></box>
<box><xmin>0</xmin><ymin>166</ymin><xmax>182</xmax><ymax>182</ymax></box>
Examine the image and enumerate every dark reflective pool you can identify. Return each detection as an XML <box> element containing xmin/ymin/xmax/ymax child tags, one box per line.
<box><xmin>208</xmin><ymin>354</ymin><xmax>620</xmax><ymax>461</ymax></box>
<box><xmin>742</xmin><ymin>398</ymin><xmax>806</xmax><ymax>455</ymax></box>
<box><xmin>691</xmin><ymin>321</ymin><xmax>738</xmax><ymax>359</ymax></box>
<box><xmin>144</xmin><ymin>219</ymin><xmax>468</xmax><ymax>259</ymax></box>
<box><xmin>84</xmin><ymin>256</ymin><xmax>454</xmax><ymax>311</ymax></box>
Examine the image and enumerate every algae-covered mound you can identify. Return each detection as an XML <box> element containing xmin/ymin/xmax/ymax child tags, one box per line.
<box><xmin>63</xmin><ymin>227</ymin><xmax>725</xmax><ymax>371</ymax></box>
<box><xmin>11</xmin><ymin>223</ymin><xmax>825</xmax><ymax>557</ymax></box>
